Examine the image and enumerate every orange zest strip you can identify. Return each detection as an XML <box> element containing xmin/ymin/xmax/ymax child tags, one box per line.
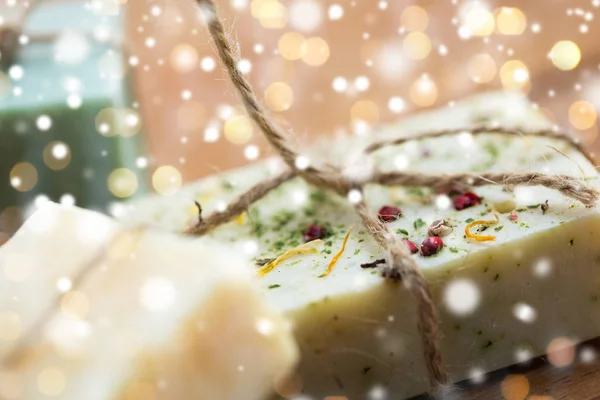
<box><xmin>257</xmin><ymin>239</ymin><xmax>323</xmax><ymax>278</ymax></box>
<box><xmin>323</xmin><ymin>225</ymin><xmax>354</xmax><ymax>277</ymax></box>
<box><xmin>465</xmin><ymin>213</ymin><xmax>499</xmax><ymax>242</ymax></box>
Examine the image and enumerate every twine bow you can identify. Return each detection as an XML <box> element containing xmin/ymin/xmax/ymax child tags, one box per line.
<box><xmin>189</xmin><ymin>0</ymin><xmax>598</xmax><ymax>392</ymax></box>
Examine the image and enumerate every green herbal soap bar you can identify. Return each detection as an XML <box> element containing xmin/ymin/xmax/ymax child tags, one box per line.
<box><xmin>0</xmin><ymin>1</ymin><xmax>145</xmax><ymax>218</ymax></box>
<box><xmin>124</xmin><ymin>92</ymin><xmax>600</xmax><ymax>399</ymax></box>
<box><xmin>0</xmin><ymin>203</ymin><xmax>297</xmax><ymax>399</ymax></box>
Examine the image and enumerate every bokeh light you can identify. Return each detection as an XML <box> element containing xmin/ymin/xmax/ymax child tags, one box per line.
<box><xmin>265</xmin><ymin>82</ymin><xmax>294</xmax><ymax>111</ymax></box>
<box><xmin>256</xmin><ymin>0</ymin><xmax>288</xmax><ymax>29</ymax></box>
<box><xmin>152</xmin><ymin>165</ymin><xmax>182</xmax><ymax>195</ymax></box>
<box><xmin>278</xmin><ymin>32</ymin><xmax>307</xmax><ymax>60</ymax></box>
<box><xmin>550</xmin><ymin>41</ymin><xmax>581</xmax><ymax>71</ymax></box>
<box><xmin>400</xmin><ymin>6</ymin><xmax>429</xmax><ymax>32</ymax></box>
<box><xmin>350</xmin><ymin>100</ymin><xmax>379</xmax><ymax>124</ymax></box>
<box><xmin>569</xmin><ymin>100</ymin><xmax>597</xmax><ymax>130</ymax></box>
<box><xmin>36</xmin><ymin>115</ymin><xmax>52</xmax><ymax>131</ymax></box>
<box><xmin>461</xmin><ymin>4</ymin><xmax>495</xmax><ymax>36</ymax></box>
<box><xmin>301</xmin><ymin>37</ymin><xmax>330</xmax><ymax>66</ymax></box>
<box><xmin>403</xmin><ymin>32</ymin><xmax>431</xmax><ymax>60</ymax></box>
<box><xmin>495</xmin><ymin>7</ymin><xmax>527</xmax><ymax>35</ymax></box>
<box><xmin>224</xmin><ymin>115</ymin><xmax>253</xmax><ymax>144</ymax></box>
<box><xmin>43</xmin><ymin>141</ymin><xmax>71</xmax><ymax>171</ymax></box>
<box><xmin>328</xmin><ymin>4</ymin><xmax>343</xmax><ymax>20</ymax></box>
<box><xmin>547</xmin><ymin>337</ymin><xmax>576</xmax><ymax>367</ymax></box>
<box><xmin>107</xmin><ymin>168</ymin><xmax>139</xmax><ymax>198</ymax></box>
<box><xmin>120</xmin><ymin>109</ymin><xmax>142</xmax><ymax>138</ymax></box>
<box><xmin>10</xmin><ymin>162</ymin><xmax>38</xmax><ymax>192</ymax></box>
<box><xmin>500</xmin><ymin>60</ymin><xmax>530</xmax><ymax>91</ymax></box>
<box><xmin>410</xmin><ymin>75</ymin><xmax>438</xmax><ymax>107</ymax></box>
<box><xmin>169</xmin><ymin>43</ymin><xmax>199</xmax><ymax>74</ymax></box>
<box><xmin>443</xmin><ymin>278</ymin><xmax>480</xmax><ymax>315</ymax></box>
<box><xmin>500</xmin><ymin>374</ymin><xmax>529</xmax><ymax>400</ymax></box>
<box><xmin>289</xmin><ymin>0</ymin><xmax>322</xmax><ymax>32</ymax></box>
<box><xmin>95</xmin><ymin>108</ymin><xmax>119</xmax><ymax>137</ymax></box>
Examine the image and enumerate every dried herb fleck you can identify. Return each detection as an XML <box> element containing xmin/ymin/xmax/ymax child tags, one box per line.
<box><xmin>249</xmin><ymin>208</ymin><xmax>264</xmax><ymax>237</ymax></box>
<box><xmin>483</xmin><ymin>141</ymin><xmax>499</xmax><ymax>159</ymax></box>
<box><xmin>272</xmin><ymin>211</ymin><xmax>295</xmax><ymax>229</ymax></box>
<box><xmin>363</xmin><ymin>367</ymin><xmax>372</xmax><ymax>375</ymax></box>
<box><xmin>527</xmin><ymin>204</ymin><xmax>541</xmax><ymax>209</ymax></box>
<box><xmin>494</xmin><ymin>225</ymin><xmax>504</xmax><ymax>232</ymax></box>
<box><xmin>407</xmin><ymin>187</ymin><xmax>426</xmax><ymax>197</ymax></box>
<box><xmin>465</xmin><ymin>218</ymin><xmax>475</xmax><ymax>223</ymax></box>
<box><xmin>353</xmin><ymin>249</ymin><xmax>361</xmax><ymax>255</ymax></box>
<box><xmin>570</xmin><ymin>239</ymin><xmax>574</xmax><ymax>246</ymax></box>
<box><xmin>310</xmin><ymin>190</ymin><xmax>326</xmax><ymax>202</ymax></box>
<box><xmin>413</xmin><ymin>218</ymin><xmax>426</xmax><ymax>230</ymax></box>
<box><xmin>268</xmin><ymin>284</ymin><xmax>281</xmax><ymax>289</ymax></box>
<box><xmin>221</xmin><ymin>180</ymin><xmax>234</xmax><ymax>190</ymax></box>
<box><xmin>396</xmin><ymin>228</ymin><xmax>409</xmax><ymax>236</ymax></box>
<box><xmin>361</xmin><ymin>259</ymin><xmax>386</xmax><ymax>269</ymax></box>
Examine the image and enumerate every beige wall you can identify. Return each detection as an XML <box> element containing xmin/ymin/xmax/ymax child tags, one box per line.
<box><xmin>126</xmin><ymin>0</ymin><xmax>600</xmax><ymax>184</ymax></box>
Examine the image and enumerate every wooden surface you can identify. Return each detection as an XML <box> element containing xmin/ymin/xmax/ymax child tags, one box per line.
<box><xmin>414</xmin><ymin>337</ymin><xmax>600</xmax><ymax>400</ymax></box>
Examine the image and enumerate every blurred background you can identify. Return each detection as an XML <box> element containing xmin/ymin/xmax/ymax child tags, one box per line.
<box><xmin>0</xmin><ymin>0</ymin><xmax>599</xmax><ymax>240</ymax></box>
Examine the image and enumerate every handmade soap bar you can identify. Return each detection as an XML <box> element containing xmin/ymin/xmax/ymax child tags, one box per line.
<box><xmin>0</xmin><ymin>203</ymin><xmax>297</xmax><ymax>399</ymax></box>
<box><xmin>124</xmin><ymin>92</ymin><xmax>600</xmax><ymax>399</ymax></box>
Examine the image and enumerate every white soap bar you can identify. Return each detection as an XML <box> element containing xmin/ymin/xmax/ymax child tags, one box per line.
<box><xmin>123</xmin><ymin>92</ymin><xmax>600</xmax><ymax>398</ymax></box>
<box><xmin>0</xmin><ymin>203</ymin><xmax>298</xmax><ymax>400</ymax></box>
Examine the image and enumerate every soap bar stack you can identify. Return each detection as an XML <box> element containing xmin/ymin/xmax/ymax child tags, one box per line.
<box><xmin>0</xmin><ymin>203</ymin><xmax>298</xmax><ymax>399</ymax></box>
<box><xmin>123</xmin><ymin>91</ymin><xmax>600</xmax><ymax>399</ymax></box>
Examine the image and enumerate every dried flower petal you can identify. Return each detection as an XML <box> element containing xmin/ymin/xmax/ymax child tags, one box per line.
<box><xmin>465</xmin><ymin>213</ymin><xmax>500</xmax><ymax>242</ymax></box>
<box><xmin>257</xmin><ymin>240</ymin><xmax>323</xmax><ymax>278</ymax></box>
<box><xmin>323</xmin><ymin>225</ymin><xmax>354</xmax><ymax>277</ymax></box>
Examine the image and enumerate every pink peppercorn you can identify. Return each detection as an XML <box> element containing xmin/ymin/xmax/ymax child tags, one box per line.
<box><xmin>403</xmin><ymin>239</ymin><xmax>419</xmax><ymax>254</ymax></box>
<box><xmin>304</xmin><ymin>224</ymin><xmax>325</xmax><ymax>242</ymax></box>
<box><xmin>453</xmin><ymin>192</ymin><xmax>482</xmax><ymax>211</ymax></box>
<box><xmin>509</xmin><ymin>212</ymin><xmax>518</xmax><ymax>221</ymax></box>
<box><xmin>420</xmin><ymin>236</ymin><xmax>444</xmax><ymax>256</ymax></box>
<box><xmin>378</xmin><ymin>205</ymin><xmax>402</xmax><ymax>222</ymax></box>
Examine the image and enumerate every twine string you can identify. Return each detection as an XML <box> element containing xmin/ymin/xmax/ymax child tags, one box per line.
<box><xmin>366</xmin><ymin>125</ymin><xmax>594</xmax><ymax>163</ymax></box>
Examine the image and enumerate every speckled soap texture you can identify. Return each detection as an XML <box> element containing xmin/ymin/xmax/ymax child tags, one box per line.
<box><xmin>122</xmin><ymin>92</ymin><xmax>600</xmax><ymax>399</ymax></box>
<box><xmin>0</xmin><ymin>1</ymin><xmax>146</xmax><ymax>217</ymax></box>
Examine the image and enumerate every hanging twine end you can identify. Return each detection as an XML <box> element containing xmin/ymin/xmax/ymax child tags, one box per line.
<box><xmin>194</xmin><ymin>201</ymin><xmax>204</xmax><ymax>225</ymax></box>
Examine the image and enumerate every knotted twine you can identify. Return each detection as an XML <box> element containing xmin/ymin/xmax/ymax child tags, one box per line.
<box><xmin>189</xmin><ymin>0</ymin><xmax>599</xmax><ymax>392</ymax></box>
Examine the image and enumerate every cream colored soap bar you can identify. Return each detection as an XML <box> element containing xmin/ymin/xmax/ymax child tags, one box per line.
<box><xmin>0</xmin><ymin>203</ymin><xmax>298</xmax><ymax>400</ymax></box>
<box><xmin>124</xmin><ymin>92</ymin><xmax>600</xmax><ymax>399</ymax></box>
